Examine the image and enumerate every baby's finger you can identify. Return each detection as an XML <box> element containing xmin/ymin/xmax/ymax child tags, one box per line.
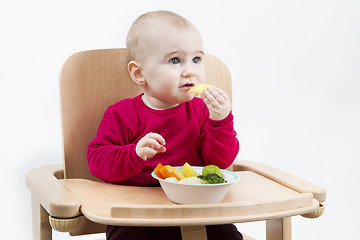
<box><xmin>150</xmin><ymin>143</ymin><xmax>166</xmax><ymax>153</ymax></box>
<box><xmin>208</xmin><ymin>88</ymin><xmax>226</xmax><ymax>105</ymax></box>
<box><xmin>203</xmin><ymin>89</ymin><xmax>221</xmax><ymax>108</ymax></box>
<box><xmin>202</xmin><ymin>95</ymin><xmax>210</xmax><ymax>105</ymax></box>
<box><xmin>143</xmin><ymin>146</ymin><xmax>157</xmax><ymax>154</ymax></box>
<box><xmin>143</xmin><ymin>147</ymin><xmax>158</xmax><ymax>160</ymax></box>
<box><xmin>146</xmin><ymin>132</ymin><xmax>166</xmax><ymax>145</ymax></box>
<box><xmin>157</xmin><ymin>145</ymin><xmax>166</xmax><ymax>153</ymax></box>
<box><xmin>212</xmin><ymin>87</ymin><xmax>230</xmax><ymax>102</ymax></box>
<box><xmin>143</xmin><ymin>138</ymin><xmax>164</xmax><ymax>150</ymax></box>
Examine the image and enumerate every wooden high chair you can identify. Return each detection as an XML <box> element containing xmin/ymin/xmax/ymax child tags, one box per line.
<box><xmin>26</xmin><ymin>49</ymin><xmax>326</xmax><ymax>240</ymax></box>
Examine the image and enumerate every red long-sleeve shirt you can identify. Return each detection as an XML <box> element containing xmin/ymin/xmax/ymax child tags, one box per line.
<box><xmin>87</xmin><ymin>94</ymin><xmax>239</xmax><ymax>186</ymax></box>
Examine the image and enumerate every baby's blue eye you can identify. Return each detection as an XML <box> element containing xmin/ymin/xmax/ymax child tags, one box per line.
<box><xmin>193</xmin><ymin>57</ymin><xmax>201</xmax><ymax>63</ymax></box>
<box><xmin>169</xmin><ymin>57</ymin><xmax>180</xmax><ymax>64</ymax></box>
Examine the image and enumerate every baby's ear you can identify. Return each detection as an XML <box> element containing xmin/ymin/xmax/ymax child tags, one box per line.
<box><xmin>128</xmin><ymin>61</ymin><xmax>146</xmax><ymax>86</ymax></box>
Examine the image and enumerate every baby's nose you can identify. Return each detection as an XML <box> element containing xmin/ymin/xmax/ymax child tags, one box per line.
<box><xmin>182</xmin><ymin>71</ymin><xmax>195</xmax><ymax>78</ymax></box>
<box><xmin>181</xmin><ymin>64</ymin><xmax>195</xmax><ymax>78</ymax></box>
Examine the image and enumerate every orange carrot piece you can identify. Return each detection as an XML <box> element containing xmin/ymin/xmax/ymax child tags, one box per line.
<box><xmin>154</xmin><ymin>163</ymin><xmax>181</xmax><ymax>180</ymax></box>
<box><xmin>154</xmin><ymin>163</ymin><xmax>165</xmax><ymax>179</ymax></box>
<box><xmin>159</xmin><ymin>167</ymin><xmax>172</xmax><ymax>179</ymax></box>
<box><xmin>168</xmin><ymin>171</ymin><xmax>181</xmax><ymax>181</ymax></box>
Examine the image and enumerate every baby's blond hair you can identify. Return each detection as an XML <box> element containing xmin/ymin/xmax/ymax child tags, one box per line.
<box><xmin>126</xmin><ymin>11</ymin><xmax>194</xmax><ymax>62</ymax></box>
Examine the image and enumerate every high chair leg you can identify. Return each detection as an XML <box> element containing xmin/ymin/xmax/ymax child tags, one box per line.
<box><xmin>266</xmin><ymin>217</ymin><xmax>291</xmax><ymax>240</ymax></box>
<box><xmin>32</xmin><ymin>195</ymin><xmax>52</xmax><ymax>240</ymax></box>
<box><xmin>181</xmin><ymin>225</ymin><xmax>207</xmax><ymax>240</ymax></box>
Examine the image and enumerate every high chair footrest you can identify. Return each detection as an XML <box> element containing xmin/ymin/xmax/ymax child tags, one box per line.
<box><xmin>301</xmin><ymin>204</ymin><xmax>325</xmax><ymax>218</ymax></box>
<box><xmin>49</xmin><ymin>215</ymin><xmax>82</xmax><ymax>232</ymax></box>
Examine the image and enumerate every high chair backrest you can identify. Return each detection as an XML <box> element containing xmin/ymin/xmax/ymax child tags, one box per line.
<box><xmin>60</xmin><ymin>49</ymin><xmax>232</xmax><ymax>181</ymax></box>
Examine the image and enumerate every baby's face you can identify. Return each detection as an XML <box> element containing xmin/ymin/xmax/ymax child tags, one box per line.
<box><xmin>138</xmin><ymin>21</ymin><xmax>205</xmax><ymax>110</ymax></box>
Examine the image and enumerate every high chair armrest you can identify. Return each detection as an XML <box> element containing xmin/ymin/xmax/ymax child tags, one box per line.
<box><xmin>26</xmin><ymin>164</ymin><xmax>81</xmax><ymax>218</ymax></box>
<box><xmin>233</xmin><ymin>160</ymin><xmax>326</xmax><ymax>203</ymax></box>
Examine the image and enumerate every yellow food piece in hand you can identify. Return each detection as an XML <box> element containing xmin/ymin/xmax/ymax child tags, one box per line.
<box><xmin>187</xmin><ymin>84</ymin><xmax>213</xmax><ymax>94</ymax></box>
<box><xmin>182</xmin><ymin>162</ymin><xmax>199</xmax><ymax>178</ymax></box>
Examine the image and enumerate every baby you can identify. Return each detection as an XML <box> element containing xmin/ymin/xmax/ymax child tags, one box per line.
<box><xmin>87</xmin><ymin>10</ymin><xmax>242</xmax><ymax>240</ymax></box>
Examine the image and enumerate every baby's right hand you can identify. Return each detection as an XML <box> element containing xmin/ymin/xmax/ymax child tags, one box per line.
<box><xmin>136</xmin><ymin>132</ymin><xmax>166</xmax><ymax>160</ymax></box>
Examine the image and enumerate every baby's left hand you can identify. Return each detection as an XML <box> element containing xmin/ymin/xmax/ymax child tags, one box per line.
<box><xmin>201</xmin><ymin>87</ymin><xmax>231</xmax><ymax>121</ymax></box>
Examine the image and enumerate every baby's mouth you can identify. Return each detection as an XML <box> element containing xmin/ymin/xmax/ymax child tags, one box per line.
<box><xmin>181</xmin><ymin>83</ymin><xmax>195</xmax><ymax>90</ymax></box>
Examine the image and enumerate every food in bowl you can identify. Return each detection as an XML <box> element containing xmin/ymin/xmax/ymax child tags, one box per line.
<box><xmin>154</xmin><ymin>162</ymin><xmax>226</xmax><ymax>185</ymax></box>
<box><xmin>182</xmin><ymin>162</ymin><xmax>199</xmax><ymax>178</ymax></box>
<box><xmin>197</xmin><ymin>173</ymin><xmax>226</xmax><ymax>184</ymax></box>
<box><xmin>178</xmin><ymin>176</ymin><xmax>205</xmax><ymax>184</ymax></box>
<box><xmin>202</xmin><ymin>165</ymin><xmax>222</xmax><ymax>176</ymax></box>
<box><xmin>151</xmin><ymin>163</ymin><xmax>240</xmax><ymax>204</ymax></box>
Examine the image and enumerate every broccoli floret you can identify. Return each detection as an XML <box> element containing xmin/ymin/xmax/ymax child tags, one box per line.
<box><xmin>197</xmin><ymin>173</ymin><xmax>227</xmax><ymax>184</ymax></box>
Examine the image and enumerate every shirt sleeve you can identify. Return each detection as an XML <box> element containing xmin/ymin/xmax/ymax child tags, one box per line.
<box><xmin>86</xmin><ymin>105</ymin><xmax>146</xmax><ymax>183</ymax></box>
<box><xmin>198</xmin><ymin>111</ymin><xmax>239</xmax><ymax>169</ymax></box>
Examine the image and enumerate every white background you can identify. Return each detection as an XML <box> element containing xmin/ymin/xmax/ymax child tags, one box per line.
<box><xmin>1</xmin><ymin>0</ymin><xmax>359</xmax><ymax>239</ymax></box>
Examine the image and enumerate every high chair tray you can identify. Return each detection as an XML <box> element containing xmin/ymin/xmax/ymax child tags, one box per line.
<box><xmin>60</xmin><ymin>171</ymin><xmax>319</xmax><ymax>226</ymax></box>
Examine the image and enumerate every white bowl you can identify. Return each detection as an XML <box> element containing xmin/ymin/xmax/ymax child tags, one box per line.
<box><xmin>151</xmin><ymin>166</ymin><xmax>240</xmax><ymax>204</ymax></box>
